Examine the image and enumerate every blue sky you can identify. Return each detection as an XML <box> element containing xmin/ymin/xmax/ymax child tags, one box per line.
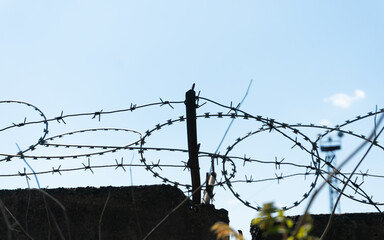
<box><xmin>1</xmin><ymin>1</ymin><xmax>384</xmax><ymax>238</ymax></box>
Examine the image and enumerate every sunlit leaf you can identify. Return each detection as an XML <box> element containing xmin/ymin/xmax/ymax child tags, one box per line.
<box><xmin>251</xmin><ymin>217</ymin><xmax>262</xmax><ymax>226</ymax></box>
<box><xmin>211</xmin><ymin>222</ymin><xmax>245</xmax><ymax>240</ymax></box>
<box><xmin>286</xmin><ymin>219</ymin><xmax>294</xmax><ymax>228</ymax></box>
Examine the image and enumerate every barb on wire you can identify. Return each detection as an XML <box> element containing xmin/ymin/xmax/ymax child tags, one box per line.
<box><xmin>52</xmin><ymin>165</ymin><xmax>62</xmax><ymax>175</ymax></box>
<box><xmin>82</xmin><ymin>158</ymin><xmax>94</xmax><ymax>174</ymax></box>
<box><xmin>115</xmin><ymin>158</ymin><xmax>126</xmax><ymax>172</ymax></box>
<box><xmin>160</xmin><ymin>98</ymin><xmax>174</xmax><ymax>109</ymax></box>
<box><xmin>92</xmin><ymin>110</ymin><xmax>103</xmax><ymax>121</ymax></box>
<box><xmin>56</xmin><ymin>111</ymin><xmax>66</xmax><ymax>124</ymax></box>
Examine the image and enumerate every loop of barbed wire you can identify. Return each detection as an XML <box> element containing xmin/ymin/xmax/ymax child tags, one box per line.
<box><xmin>0</xmin><ymin>96</ymin><xmax>383</xmax><ymax>212</ymax></box>
<box><xmin>221</xmin><ymin>122</ymin><xmax>322</xmax><ymax>211</ymax></box>
<box><xmin>0</xmin><ymin>100</ymin><xmax>49</xmax><ymax>162</ymax></box>
<box><xmin>199</xmin><ymin>96</ymin><xmax>384</xmax><ymax>208</ymax></box>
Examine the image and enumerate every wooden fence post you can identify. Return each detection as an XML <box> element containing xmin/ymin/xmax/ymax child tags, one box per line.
<box><xmin>185</xmin><ymin>85</ymin><xmax>201</xmax><ymax>205</ymax></box>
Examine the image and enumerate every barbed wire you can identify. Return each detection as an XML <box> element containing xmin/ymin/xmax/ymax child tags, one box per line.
<box><xmin>0</xmin><ymin>95</ymin><xmax>383</xmax><ymax>213</ymax></box>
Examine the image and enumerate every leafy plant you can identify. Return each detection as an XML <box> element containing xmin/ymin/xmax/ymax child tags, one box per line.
<box><xmin>211</xmin><ymin>222</ymin><xmax>245</xmax><ymax>240</ymax></box>
<box><xmin>211</xmin><ymin>202</ymin><xmax>318</xmax><ymax>240</ymax></box>
<box><xmin>252</xmin><ymin>202</ymin><xmax>318</xmax><ymax>240</ymax></box>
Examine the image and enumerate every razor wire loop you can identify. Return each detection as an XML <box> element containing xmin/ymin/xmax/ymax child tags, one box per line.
<box><xmin>221</xmin><ymin>120</ymin><xmax>322</xmax><ymax>211</ymax></box>
<box><xmin>203</xmin><ymin>97</ymin><xmax>384</xmax><ymax>209</ymax></box>
<box><xmin>0</xmin><ymin>100</ymin><xmax>49</xmax><ymax>162</ymax></box>
<box><xmin>289</xmin><ymin>122</ymin><xmax>384</xmax><ymax>206</ymax></box>
<box><xmin>138</xmin><ymin>114</ymin><xmax>239</xmax><ymax>189</ymax></box>
<box><xmin>319</xmin><ymin>125</ymin><xmax>384</xmax><ymax>209</ymax></box>
<box><xmin>0</xmin><ymin>97</ymin><xmax>383</xmax><ymax>212</ymax></box>
<box><xmin>0</xmin><ymin>128</ymin><xmax>142</xmax><ymax>161</ymax></box>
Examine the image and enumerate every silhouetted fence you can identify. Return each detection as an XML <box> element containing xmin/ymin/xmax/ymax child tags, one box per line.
<box><xmin>1</xmin><ymin>86</ymin><xmax>383</xmax><ymax>213</ymax></box>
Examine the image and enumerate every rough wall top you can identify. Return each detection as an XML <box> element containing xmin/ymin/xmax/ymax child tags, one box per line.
<box><xmin>0</xmin><ymin>185</ymin><xmax>229</xmax><ymax>240</ymax></box>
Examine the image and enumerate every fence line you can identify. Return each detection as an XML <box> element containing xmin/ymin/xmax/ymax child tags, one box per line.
<box><xmin>0</xmin><ymin>92</ymin><xmax>383</xmax><ymax>212</ymax></box>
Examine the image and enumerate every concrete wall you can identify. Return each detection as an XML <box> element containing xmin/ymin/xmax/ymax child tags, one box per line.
<box><xmin>251</xmin><ymin>213</ymin><xmax>384</xmax><ymax>240</ymax></box>
<box><xmin>0</xmin><ymin>185</ymin><xmax>229</xmax><ymax>240</ymax></box>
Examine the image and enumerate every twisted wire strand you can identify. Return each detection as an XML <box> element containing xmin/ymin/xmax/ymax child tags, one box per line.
<box><xmin>0</xmin><ymin>97</ymin><xmax>383</xmax><ymax>211</ymax></box>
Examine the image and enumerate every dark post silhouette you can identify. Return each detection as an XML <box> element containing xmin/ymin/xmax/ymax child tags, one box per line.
<box><xmin>185</xmin><ymin>84</ymin><xmax>201</xmax><ymax>205</ymax></box>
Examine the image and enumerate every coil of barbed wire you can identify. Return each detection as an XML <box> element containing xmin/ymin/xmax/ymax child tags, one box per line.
<box><xmin>0</xmin><ymin>96</ymin><xmax>383</xmax><ymax>212</ymax></box>
<box><xmin>220</xmin><ymin>117</ymin><xmax>321</xmax><ymax>211</ymax></box>
<box><xmin>283</xmin><ymin>109</ymin><xmax>384</xmax><ymax>207</ymax></box>
<box><xmin>138</xmin><ymin>114</ymin><xmax>239</xmax><ymax>190</ymax></box>
<box><xmin>0</xmin><ymin>100</ymin><xmax>49</xmax><ymax>162</ymax></box>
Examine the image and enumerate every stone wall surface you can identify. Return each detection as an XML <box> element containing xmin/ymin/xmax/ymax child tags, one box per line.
<box><xmin>0</xmin><ymin>185</ymin><xmax>229</xmax><ymax>240</ymax></box>
<box><xmin>251</xmin><ymin>213</ymin><xmax>384</xmax><ymax>240</ymax></box>
<box><xmin>2</xmin><ymin>185</ymin><xmax>383</xmax><ymax>240</ymax></box>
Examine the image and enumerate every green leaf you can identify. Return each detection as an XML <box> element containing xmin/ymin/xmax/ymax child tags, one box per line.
<box><xmin>286</xmin><ymin>219</ymin><xmax>294</xmax><ymax>228</ymax></box>
<box><xmin>251</xmin><ymin>218</ymin><xmax>262</xmax><ymax>226</ymax></box>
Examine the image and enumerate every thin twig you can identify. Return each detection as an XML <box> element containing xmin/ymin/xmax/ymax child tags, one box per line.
<box><xmin>25</xmin><ymin>186</ymin><xmax>31</xmax><ymax>234</ymax></box>
<box><xmin>35</xmin><ymin>189</ymin><xmax>72</xmax><ymax>240</ymax></box>
<box><xmin>46</xmin><ymin>204</ymin><xmax>66</xmax><ymax>240</ymax></box>
<box><xmin>142</xmin><ymin>184</ymin><xmax>203</xmax><ymax>240</ymax></box>
<box><xmin>0</xmin><ymin>199</ymin><xmax>12</xmax><ymax>240</ymax></box>
<box><xmin>1</xmin><ymin>200</ymin><xmax>34</xmax><ymax>240</ymax></box>
<box><xmin>130</xmin><ymin>152</ymin><xmax>144</xmax><ymax>239</ymax></box>
<box><xmin>98</xmin><ymin>189</ymin><xmax>111</xmax><ymax>240</ymax></box>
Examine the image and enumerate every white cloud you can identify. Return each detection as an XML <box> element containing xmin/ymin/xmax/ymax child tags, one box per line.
<box><xmin>319</xmin><ymin>119</ymin><xmax>331</xmax><ymax>126</ymax></box>
<box><xmin>324</xmin><ymin>89</ymin><xmax>366</xmax><ymax>108</ymax></box>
